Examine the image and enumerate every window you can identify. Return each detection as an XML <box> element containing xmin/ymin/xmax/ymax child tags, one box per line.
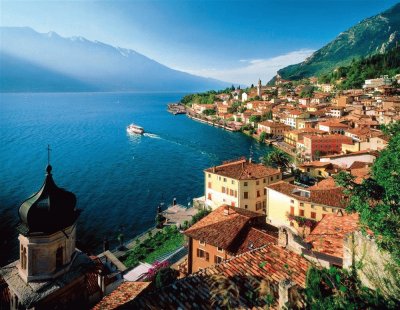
<box><xmin>199</xmin><ymin>240</ymin><xmax>205</xmax><ymax>246</ymax></box>
<box><xmin>219</xmin><ymin>176</ymin><xmax>221</xmax><ymax>181</ymax></box>
<box><xmin>56</xmin><ymin>247</ymin><xmax>63</xmax><ymax>269</ymax></box>
<box><xmin>256</xmin><ymin>180</ymin><xmax>259</xmax><ymax>185</ymax></box>
<box><xmin>221</xmin><ymin>186</ymin><xmax>225</xmax><ymax>193</ymax></box>
<box><xmin>21</xmin><ymin>246</ymin><xmax>27</xmax><ymax>270</ymax></box>
<box><xmin>290</xmin><ymin>206</ymin><xmax>294</xmax><ymax>215</ymax></box>
<box><xmin>223</xmin><ymin>178</ymin><xmax>227</xmax><ymax>182</ymax></box>
<box><xmin>300</xmin><ymin>202</ymin><xmax>304</xmax><ymax>207</ymax></box>
<box><xmin>311</xmin><ymin>204</ymin><xmax>315</xmax><ymax>209</ymax></box>
<box><xmin>215</xmin><ymin>256</ymin><xmax>224</xmax><ymax>264</ymax></box>
<box><xmin>231</xmin><ymin>180</ymin><xmax>235</xmax><ymax>184</ymax></box>
<box><xmin>208</xmin><ymin>182</ymin><xmax>212</xmax><ymax>189</ymax></box>
<box><xmin>256</xmin><ymin>202</ymin><xmax>262</xmax><ymax>210</ymax></box>
<box><xmin>311</xmin><ymin>212</ymin><xmax>316</xmax><ymax>219</ymax></box>
<box><xmin>257</xmin><ymin>190</ymin><xmax>260</xmax><ymax>198</ymax></box>
<box><xmin>230</xmin><ymin>189</ymin><xmax>234</xmax><ymax>196</ymax></box>
<box><xmin>197</xmin><ymin>248</ymin><xmax>209</xmax><ymax>261</ymax></box>
<box><xmin>276</xmin><ymin>175</ymin><xmax>280</xmax><ymax>180</ymax></box>
<box><xmin>234</xmin><ymin>190</ymin><xmax>237</xmax><ymax>198</ymax></box>
<box><xmin>318</xmin><ymin>171</ymin><xmax>322</xmax><ymax>176</ymax></box>
<box><xmin>299</xmin><ymin>209</ymin><xmax>304</xmax><ymax>217</ymax></box>
<box><xmin>217</xmin><ymin>247</ymin><xmax>224</xmax><ymax>253</ymax></box>
<box><xmin>245</xmin><ymin>205</ymin><xmax>248</xmax><ymax>209</ymax></box>
<box><xmin>264</xmin><ymin>188</ymin><xmax>266</xmax><ymax>195</ymax></box>
<box><xmin>208</xmin><ymin>173</ymin><xmax>211</xmax><ymax>178</ymax></box>
<box><xmin>244</xmin><ymin>192</ymin><xmax>248</xmax><ymax>199</ymax></box>
<box><xmin>323</xmin><ymin>207</ymin><xmax>327</xmax><ymax>211</ymax></box>
<box><xmin>290</xmin><ymin>199</ymin><xmax>294</xmax><ymax>204</ymax></box>
<box><xmin>270</xmin><ymin>177</ymin><xmax>273</xmax><ymax>181</ymax></box>
<box><xmin>263</xmin><ymin>178</ymin><xmax>266</xmax><ymax>183</ymax></box>
<box><xmin>244</xmin><ymin>182</ymin><xmax>248</xmax><ymax>186</ymax></box>
<box><xmin>207</xmin><ymin>193</ymin><xmax>212</xmax><ymax>200</ymax></box>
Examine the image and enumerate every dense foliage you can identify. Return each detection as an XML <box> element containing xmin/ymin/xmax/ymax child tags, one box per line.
<box><xmin>334</xmin><ymin>121</ymin><xmax>400</xmax><ymax>265</ymax></box>
<box><xmin>122</xmin><ymin>225</ymin><xmax>184</xmax><ymax>268</ymax></box>
<box><xmin>262</xmin><ymin>149</ymin><xmax>292</xmax><ymax>172</ymax></box>
<box><xmin>305</xmin><ymin>266</ymin><xmax>395</xmax><ymax>309</ymax></box>
<box><xmin>319</xmin><ymin>46</ymin><xmax>400</xmax><ymax>89</ymax></box>
<box><xmin>154</xmin><ymin>267</ymin><xmax>179</xmax><ymax>288</ymax></box>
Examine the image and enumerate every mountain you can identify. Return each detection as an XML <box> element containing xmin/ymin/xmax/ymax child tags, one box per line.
<box><xmin>274</xmin><ymin>3</ymin><xmax>400</xmax><ymax>81</ymax></box>
<box><xmin>0</xmin><ymin>27</ymin><xmax>229</xmax><ymax>92</ymax></box>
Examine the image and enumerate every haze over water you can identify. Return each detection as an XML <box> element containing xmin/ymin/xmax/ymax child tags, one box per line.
<box><xmin>0</xmin><ymin>92</ymin><xmax>272</xmax><ymax>265</ymax></box>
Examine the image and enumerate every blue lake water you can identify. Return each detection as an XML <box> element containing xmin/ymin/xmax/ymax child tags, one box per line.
<box><xmin>0</xmin><ymin>92</ymin><xmax>272</xmax><ymax>265</ymax></box>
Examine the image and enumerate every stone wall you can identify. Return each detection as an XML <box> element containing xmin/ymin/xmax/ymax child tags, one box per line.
<box><xmin>343</xmin><ymin>231</ymin><xmax>399</xmax><ymax>299</ymax></box>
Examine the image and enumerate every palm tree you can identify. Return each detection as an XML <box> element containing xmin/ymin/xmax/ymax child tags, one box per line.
<box><xmin>262</xmin><ymin>149</ymin><xmax>292</xmax><ymax>172</ymax></box>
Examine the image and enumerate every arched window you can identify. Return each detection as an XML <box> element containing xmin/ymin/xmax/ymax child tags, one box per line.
<box><xmin>21</xmin><ymin>246</ymin><xmax>27</xmax><ymax>269</ymax></box>
<box><xmin>56</xmin><ymin>247</ymin><xmax>63</xmax><ymax>269</ymax></box>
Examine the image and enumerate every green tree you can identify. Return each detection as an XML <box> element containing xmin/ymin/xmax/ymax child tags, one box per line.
<box><xmin>249</xmin><ymin>115</ymin><xmax>262</xmax><ymax>123</ymax></box>
<box><xmin>334</xmin><ymin>121</ymin><xmax>400</xmax><ymax>265</ymax></box>
<box><xmin>202</xmin><ymin>109</ymin><xmax>216</xmax><ymax>116</ymax></box>
<box><xmin>155</xmin><ymin>267</ymin><xmax>179</xmax><ymax>288</ymax></box>
<box><xmin>259</xmin><ymin>132</ymin><xmax>267</xmax><ymax>143</ymax></box>
<box><xmin>262</xmin><ymin>149</ymin><xmax>292</xmax><ymax>172</ymax></box>
<box><xmin>304</xmin><ymin>266</ymin><xmax>394</xmax><ymax>309</ymax></box>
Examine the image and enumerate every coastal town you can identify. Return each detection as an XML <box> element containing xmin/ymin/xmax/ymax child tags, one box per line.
<box><xmin>1</xmin><ymin>1</ymin><xmax>400</xmax><ymax>309</ymax></box>
<box><xmin>1</xmin><ymin>69</ymin><xmax>399</xmax><ymax>309</ymax></box>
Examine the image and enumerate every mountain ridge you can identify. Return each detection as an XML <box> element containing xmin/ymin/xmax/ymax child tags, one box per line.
<box><xmin>0</xmin><ymin>27</ymin><xmax>229</xmax><ymax>92</ymax></box>
<box><xmin>273</xmin><ymin>2</ymin><xmax>400</xmax><ymax>82</ymax></box>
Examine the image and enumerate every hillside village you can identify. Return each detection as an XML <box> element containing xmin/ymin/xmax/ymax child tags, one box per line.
<box><xmin>185</xmin><ymin>72</ymin><xmax>399</xmax><ymax>165</ymax></box>
<box><xmin>2</xmin><ymin>67</ymin><xmax>399</xmax><ymax>309</ymax></box>
<box><xmin>2</xmin><ymin>6</ymin><xmax>400</xmax><ymax>308</ymax></box>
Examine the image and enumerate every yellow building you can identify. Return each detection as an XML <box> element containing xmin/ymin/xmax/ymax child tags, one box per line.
<box><xmin>298</xmin><ymin>161</ymin><xmax>340</xmax><ymax>179</ymax></box>
<box><xmin>284</xmin><ymin>128</ymin><xmax>325</xmax><ymax>146</ymax></box>
<box><xmin>204</xmin><ymin>158</ymin><xmax>281</xmax><ymax>213</ymax></box>
<box><xmin>265</xmin><ymin>181</ymin><xmax>347</xmax><ymax>230</ymax></box>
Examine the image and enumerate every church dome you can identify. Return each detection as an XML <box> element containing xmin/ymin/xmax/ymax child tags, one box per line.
<box><xmin>19</xmin><ymin>165</ymin><xmax>80</xmax><ymax>235</ymax></box>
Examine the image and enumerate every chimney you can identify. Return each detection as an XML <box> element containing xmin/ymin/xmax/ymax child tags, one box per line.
<box><xmin>223</xmin><ymin>205</ymin><xmax>230</xmax><ymax>216</ymax></box>
<box><xmin>173</xmin><ymin>198</ymin><xmax>177</xmax><ymax>206</ymax></box>
<box><xmin>212</xmin><ymin>166</ymin><xmax>216</xmax><ymax>173</ymax></box>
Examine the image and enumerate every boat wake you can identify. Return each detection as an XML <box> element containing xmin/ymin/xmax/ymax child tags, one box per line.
<box><xmin>143</xmin><ymin>133</ymin><xmax>161</xmax><ymax>139</ymax></box>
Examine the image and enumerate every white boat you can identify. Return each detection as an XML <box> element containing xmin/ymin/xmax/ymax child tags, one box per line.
<box><xmin>126</xmin><ymin>124</ymin><xmax>144</xmax><ymax>135</ymax></box>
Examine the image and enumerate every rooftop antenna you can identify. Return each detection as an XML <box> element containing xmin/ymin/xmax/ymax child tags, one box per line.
<box><xmin>47</xmin><ymin>144</ymin><xmax>51</xmax><ymax>165</ymax></box>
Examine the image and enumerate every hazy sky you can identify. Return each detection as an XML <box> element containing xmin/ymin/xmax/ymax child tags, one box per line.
<box><xmin>1</xmin><ymin>0</ymin><xmax>398</xmax><ymax>84</ymax></box>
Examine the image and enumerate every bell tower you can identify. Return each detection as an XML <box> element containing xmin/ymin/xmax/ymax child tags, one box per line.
<box><xmin>257</xmin><ymin>78</ymin><xmax>262</xmax><ymax>97</ymax></box>
<box><xmin>17</xmin><ymin>164</ymin><xmax>80</xmax><ymax>282</ymax></box>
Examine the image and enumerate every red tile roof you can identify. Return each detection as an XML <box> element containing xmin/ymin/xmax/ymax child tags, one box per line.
<box><xmin>205</xmin><ymin>159</ymin><xmax>280</xmax><ymax>180</ymax></box>
<box><xmin>184</xmin><ymin>206</ymin><xmax>277</xmax><ymax>253</ymax></box>
<box><xmin>267</xmin><ymin>181</ymin><xmax>347</xmax><ymax>208</ymax></box>
<box><xmin>306</xmin><ymin>213</ymin><xmax>359</xmax><ymax>258</ymax></box>
<box><xmin>128</xmin><ymin>244</ymin><xmax>310</xmax><ymax>309</ymax></box>
<box><xmin>93</xmin><ymin>282</ymin><xmax>150</xmax><ymax>310</ymax></box>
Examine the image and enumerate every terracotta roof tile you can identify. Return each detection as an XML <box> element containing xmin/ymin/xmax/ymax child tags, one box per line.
<box><xmin>205</xmin><ymin>159</ymin><xmax>280</xmax><ymax>180</ymax></box>
<box><xmin>267</xmin><ymin>181</ymin><xmax>347</xmax><ymax>208</ymax></box>
<box><xmin>93</xmin><ymin>282</ymin><xmax>150</xmax><ymax>310</ymax></box>
<box><xmin>184</xmin><ymin>206</ymin><xmax>277</xmax><ymax>253</ymax></box>
<box><xmin>306</xmin><ymin>213</ymin><xmax>359</xmax><ymax>258</ymax></box>
<box><xmin>128</xmin><ymin>244</ymin><xmax>310</xmax><ymax>309</ymax></box>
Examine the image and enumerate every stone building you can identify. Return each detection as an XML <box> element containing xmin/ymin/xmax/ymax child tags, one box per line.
<box><xmin>0</xmin><ymin>164</ymin><xmax>121</xmax><ymax>309</ymax></box>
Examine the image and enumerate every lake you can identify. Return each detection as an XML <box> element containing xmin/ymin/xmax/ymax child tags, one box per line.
<box><xmin>0</xmin><ymin>92</ymin><xmax>272</xmax><ymax>265</ymax></box>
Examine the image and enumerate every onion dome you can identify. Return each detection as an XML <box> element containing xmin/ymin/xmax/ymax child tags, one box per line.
<box><xmin>19</xmin><ymin>165</ymin><xmax>80</xmax><ymax>235</ymax></box>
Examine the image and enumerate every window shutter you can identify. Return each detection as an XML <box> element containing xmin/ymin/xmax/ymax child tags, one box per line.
<box><xmin>205</xmin><ymin>252</ymin><xmax>209</xmax><ymax>262</ymax></box>
<box><xmin>197</xmin><ymin>249</ymin><xmax>200</xmax><ymax>257</ymax></box>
